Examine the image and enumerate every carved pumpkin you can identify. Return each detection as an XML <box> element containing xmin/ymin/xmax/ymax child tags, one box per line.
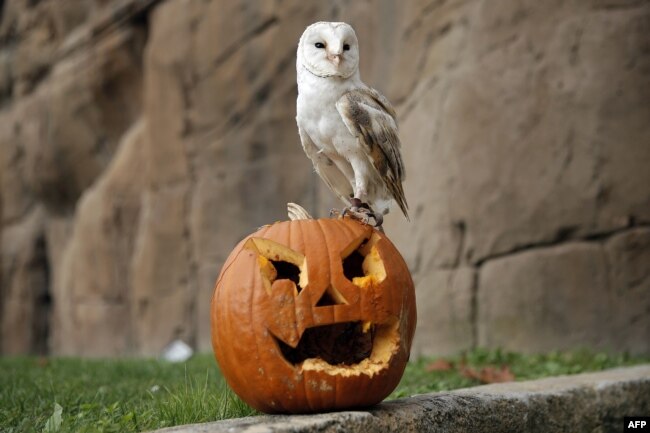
<box><xmin>210</xmin><ymin>218</ymin><xmax>416</xmax><ymax>413</ymax></box>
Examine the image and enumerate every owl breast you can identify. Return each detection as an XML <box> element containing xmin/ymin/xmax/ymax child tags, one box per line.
<box><xmin>297</xmin><ymin>74</ymin><xmax>358</xmax><ymax>155</ymax></box>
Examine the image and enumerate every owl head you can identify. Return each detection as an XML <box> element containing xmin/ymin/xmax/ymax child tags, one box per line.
<box><xmin>298</xmin><ymin>22</ymin><xmax>360</xmax><ymax>79</ymax></box>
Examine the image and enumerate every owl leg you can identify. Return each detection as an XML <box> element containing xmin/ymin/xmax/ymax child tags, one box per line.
<box><xmin>342</xmin><ymin>198</ymin><xmax>384</xmax><ymax>230</ymax></box>
<box><xmin>335</xmin><ymin>159</ymin><xmax>384</xmax><ymax>229</ymax></box>
<box><xmin>341</xmin><ymin>198</ymin><xmax>370</xmax><ymax>224</ymax></box>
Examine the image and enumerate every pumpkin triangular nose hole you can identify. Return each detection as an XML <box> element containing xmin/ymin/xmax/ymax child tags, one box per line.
<box><xmin>316</xmin><ymin>287</ymin><xmax>347</xmax><ymax>306</ymax></box>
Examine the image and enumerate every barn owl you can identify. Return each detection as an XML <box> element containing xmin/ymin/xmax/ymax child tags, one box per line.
<box><xmin>296</xmin><ymin>21</ymin><xmax>408</xmax><ymax>228</ymax></box>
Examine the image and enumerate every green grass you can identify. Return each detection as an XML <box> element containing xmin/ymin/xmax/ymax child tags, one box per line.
<box><xmin>1</xmin><ymin>349</ymin><xmax>648</xmax><ymax>433</ymax></box>
<box><xmin>0</xmin><ymin>354</ymin><xmax>254</xmax><ymax>433</ymax></box>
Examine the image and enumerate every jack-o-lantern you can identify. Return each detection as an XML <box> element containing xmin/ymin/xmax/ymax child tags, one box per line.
<box><xmin>210</xmin><ymin>217</ymin><xmax>416</xmax><ymax>413</ymax></box>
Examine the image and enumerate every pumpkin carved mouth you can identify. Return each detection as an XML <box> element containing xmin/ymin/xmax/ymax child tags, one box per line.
<box><xmin>275</xmin><ymin>321</ymin><xmax>374</xmax><ymax>366</ymax></box>
<box><xmin>273</xmin><ymin>318</ymin><xmax>401</xmax><ymax>378</ymax></box>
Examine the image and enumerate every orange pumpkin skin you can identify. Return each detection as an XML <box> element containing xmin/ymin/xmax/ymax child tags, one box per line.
<box><xmin>211</xmin><ymin>218</ymin><xmax>416</xmax><ymax>414</ymax></box>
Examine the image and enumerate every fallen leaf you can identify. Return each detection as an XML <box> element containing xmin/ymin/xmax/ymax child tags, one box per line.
<box><xmin>43</xmin><ymin>403</ymin><xmax>63</xmax><ymax>432</ymax></box>
<box><xmin>426</xmin><ymin>359</ymin><xmax>454</xmax><ymax>372</ymax></box>
<box><xmin>460</xmin><ymin>365</ymin><xmax>515</xmax><ymax>384</ymax></box>
<box><xmin>459</xmin><ymin>364</ymin><xmax>480</xmax><ymax>380</ymax></box>
<box><xmin>480</xmin><ymin>366</ymin><xmax>515</xmax><ymax>383</ymax></box>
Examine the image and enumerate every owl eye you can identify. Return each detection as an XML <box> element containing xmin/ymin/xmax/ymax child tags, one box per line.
<box><xmin>315</xmin><ymin>42</ymin><xmax>325</xmax><ymax>49</ymax></box>
<box><xmin>343</xmin><ymin>43</ymin><xmax>350</xmax><ymax>51</ymax></box>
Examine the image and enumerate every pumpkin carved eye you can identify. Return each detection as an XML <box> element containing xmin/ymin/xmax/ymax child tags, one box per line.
<box><xmin>246</xmin><ymin>237</ymin><xmax>307</xmax><ymax>295</ymax></box>
<box><xmin>342</xmin><ymin>244</ymin><xmax>365</xmax><ymax>281</ymax></box>
<box><xmin>269</xmin><ymin>260</ymin><xmax>302</xmax><ymax>291</ymax></box>
<box><xmin>341</xmin><ymin>233</ymin><xmax>387</xmax><ymax>287</ymax></box>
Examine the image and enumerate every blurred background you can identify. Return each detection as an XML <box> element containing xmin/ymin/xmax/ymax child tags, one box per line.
<box><xmin>0</xmin><ymin>0</ymin><xmax>648</xmax><ymax>358</ymax></box>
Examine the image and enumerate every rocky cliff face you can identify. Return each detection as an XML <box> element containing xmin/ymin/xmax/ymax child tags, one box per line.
<box><xmin>1</xmin><ymin>0</ymin><xmax>648</xmax><ymax>356</ymax></box>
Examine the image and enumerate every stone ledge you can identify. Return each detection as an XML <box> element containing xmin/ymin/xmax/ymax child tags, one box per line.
<box><xmin>152</xmin><ymin>365</ymin><xmax>650</xmax><ymax>433</ymax></box>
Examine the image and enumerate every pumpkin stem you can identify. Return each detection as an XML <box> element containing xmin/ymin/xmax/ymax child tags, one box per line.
<box><xmin>287</xmin><ymin>202</ymin><xmax>313</xmax><ymax>220</ymax></box>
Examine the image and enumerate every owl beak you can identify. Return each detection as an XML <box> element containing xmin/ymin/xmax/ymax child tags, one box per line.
<box><xmin>328</xmin><ymin>53</ymin><xmax>341</xmax><ymax>66</ymax></box>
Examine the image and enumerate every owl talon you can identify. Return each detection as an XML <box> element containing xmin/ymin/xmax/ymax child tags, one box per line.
<box><xmin>330</xmin><ymin>208</ymin><xmax>342</xmax><ymax>218</ymax></box>
<box><xmin>341</xmin><ymin>204</ymin><xmax>383</xmax><ymax>231</ymax></box>
<box><xmin>342</xmin><ymin>207</ymin><xmax>370</xmax><ymax>225</ymax></box>
<box><xmin>368</xmin><ymin>210</ymin><xmax>384</xmax><ymax>232</ymax></box>
<box><xmin>373</xmin><ymin>211</ymin><xmax>384</xmax><ymax>228</ymax></box>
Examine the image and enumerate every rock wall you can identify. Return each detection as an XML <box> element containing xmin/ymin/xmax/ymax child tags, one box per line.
<box><xmin>0</xmin><ymin>0</ymin><xmax>648</xmax><ymax>356</ymax></box>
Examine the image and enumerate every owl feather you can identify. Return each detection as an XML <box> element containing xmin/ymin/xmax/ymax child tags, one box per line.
<box><xmin>336</xmin><ymin>88</ymin><xmax>409</xmax><ymax>219</ymax></box>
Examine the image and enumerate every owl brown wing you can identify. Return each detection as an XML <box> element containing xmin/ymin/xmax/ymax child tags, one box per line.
<box><xmin>336</xmin><ymin>87</ymin><xmax>409</xmax><ymax>219</ymax></box>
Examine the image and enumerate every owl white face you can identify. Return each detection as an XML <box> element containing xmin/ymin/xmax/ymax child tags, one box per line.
<box><xmin>299</xmin><ymin>22</ymin><xmax>360</xmax><ymax>78</ymax></box>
